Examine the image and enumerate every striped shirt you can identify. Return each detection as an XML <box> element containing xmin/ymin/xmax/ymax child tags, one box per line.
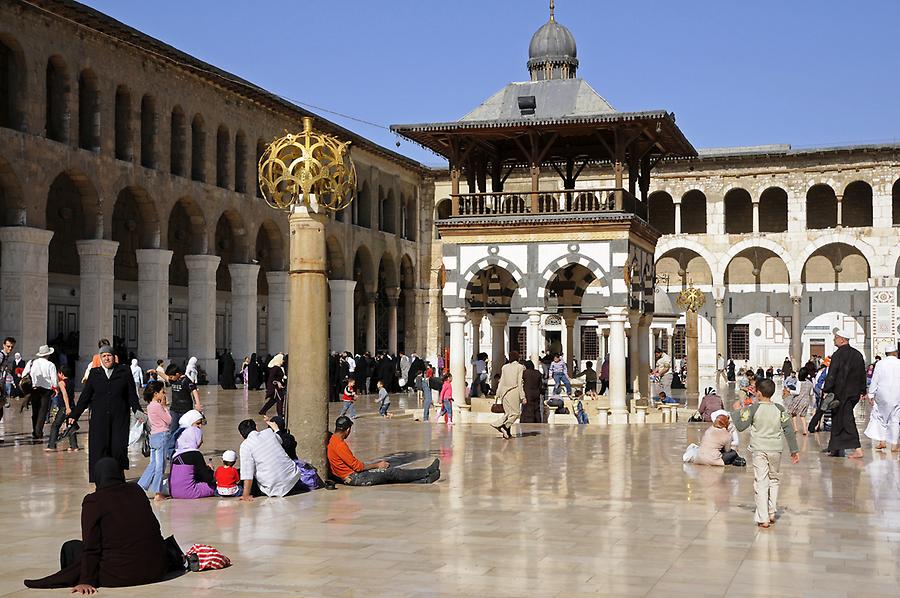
<box><xmin>239</xmin><ymin>428</ymin><xmax>301</xmax><ymax>497</ymax></box>
<box><xmin>549</xmin><ymin>361</ymin><xmax>567</xmax><ymax>376</ymax></box>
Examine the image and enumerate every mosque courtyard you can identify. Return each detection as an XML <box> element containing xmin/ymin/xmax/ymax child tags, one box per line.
<box><xmin>0</xmin><ymin>386</ymin><xmax>897</xmax><ymax>598</ymax></box>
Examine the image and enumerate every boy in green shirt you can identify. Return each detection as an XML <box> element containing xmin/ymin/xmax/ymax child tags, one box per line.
<box><xmin>730</xmin><ymin>378</ymin><xmax>800</xmax><ymax>528</ymax></box>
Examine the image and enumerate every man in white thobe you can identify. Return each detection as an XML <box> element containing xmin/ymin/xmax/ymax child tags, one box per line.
<box><xmin>865</xmin><ymin>342</ymin><xmax>900</xmax><ymax>451</ymax></box>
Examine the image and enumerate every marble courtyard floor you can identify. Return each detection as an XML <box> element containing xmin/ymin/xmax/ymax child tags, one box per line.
<box><xmin>1</xmin><ymin>387</ymin><xmax>898</xmax><ymax>597</ymax></box>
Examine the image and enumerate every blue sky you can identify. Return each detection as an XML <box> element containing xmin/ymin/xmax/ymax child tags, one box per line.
<box><xmin>82</xmin><ymin>0</ymin><xmax>900</xmax><ymax>166</ymax></box>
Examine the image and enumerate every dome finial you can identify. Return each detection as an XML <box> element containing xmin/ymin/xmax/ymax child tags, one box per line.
<box><xmin>549</xmin><ymin>0</ymin><xmax>555</xmax><ymax>21</ymax></box>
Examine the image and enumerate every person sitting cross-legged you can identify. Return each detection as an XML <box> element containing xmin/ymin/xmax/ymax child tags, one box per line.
<box><xmin>327</xmin><ymin>416</ymin><xmax>440</xmax><ymax>486</ymax></box>
<box><xmin>237</xmin><ymin>418</ymin><xmax>311</xmax><ymax>501</ymax></box>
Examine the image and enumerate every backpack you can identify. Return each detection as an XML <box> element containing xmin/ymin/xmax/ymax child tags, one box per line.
<box><xmin>428</xmin><ymin>376</ymin><xmax>443</xmax><ymax>391</ymax></box>
<box><xmin>185</xmin><ymin>544</ymin><xmax>231</xmax><ymax>571</ymax></box>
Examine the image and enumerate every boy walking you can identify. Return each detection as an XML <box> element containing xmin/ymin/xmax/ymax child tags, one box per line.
<box><xmin>730</xmin><ymin>378</ymin><xmax>800</xmax><ymax>528</ymax></box>
<box><xmin>376</xmin><ymin>380</ymin><xmax>390</xmax><ymax>417</ymax></box>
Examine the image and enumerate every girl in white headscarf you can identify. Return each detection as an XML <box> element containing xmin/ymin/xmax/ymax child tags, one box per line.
<box><xmin>185</xmin><ymin>356</ymin><xmax>199</xmax><ymax>384</ymax></box>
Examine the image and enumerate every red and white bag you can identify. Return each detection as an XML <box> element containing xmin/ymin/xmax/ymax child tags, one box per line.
<box><xmin>186</xmin><ymin>544</ymin><xmax>231</xmax><ymax>570</ymax></box>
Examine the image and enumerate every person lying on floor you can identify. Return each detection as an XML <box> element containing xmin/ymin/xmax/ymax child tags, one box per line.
<box><xmin>24</xmin><ymin>458</ymin><xmax>171</xmax><ymax>594</ymax></box>
<box><xmin>237</xmin><ymin>418</ymin><xmax>311</xmax><ymax>501</ymax></box>
<box><xmin>327</xmin><ymin>416</ymin><xmax>440</xmax><ymax>486</ymax></box>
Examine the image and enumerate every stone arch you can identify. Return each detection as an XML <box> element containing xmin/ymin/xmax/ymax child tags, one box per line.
<box><xmin>460</xmin><ymin>256</ymin><xmax>528</xmax><ymax>301</ymax></box>
<box><xmin>724</xmin><ymin>247</ymin><xmax>789</xmax><ymax>289</ymax></box>
<box><xmin>234</xmin><ymin>130</ymin><xmax>248</xmax><ymax>193</ymax></box>
<box><xmin>326</xmin><ymin>235</ymin><xmax>346</xmax><ymax>279</ymax></box>
<box><xmin>213</xmin><ymin>209</ymin><xmax>249</xmax><ymax>291</ymax></box>
<box><xmin>758</xmin><ymin>186</ymin><xmax>787</xmax><ymax>233</ymax></box>
<box><xmin>537</xmin><ymin>255</ymin><xmax>608</xmax><ymax>300</ymax></box>
<box><xmin>139</xmin><ymin>94</ymin><xmax>157</xmax><ymax>168</ymax></box>
<box><xmin>377</xmin><ymin>252</ymin><xmax>399</xmax><ymax>290</ymax></box>
<box><xmin>0</xmin><ymin>155</ymin><xmax>25</xmax><ymax>225</ymax></box>
<box><xmin>465</xmin><ymin>264</ymin><xmax>519</xmax><ymax>313</ymax></box>
<box><xmin>355</xmin><ymin>181</ymin><xmax>372</xmax><ymax>228</ymax></box>
<box><xmin>77</xmin><ymin>69</ymin><xmax>100</xmax><ymax>151</ymax></box>
<box><xmin>110</xmin><ymin>186</ymin><xmax>161</xmax><ymax>281</ymax></box>
<box><xmin>724</xmin><ymin>188</ymin><xmax>752</xmax><ymax>234</ymax></box>
<box><xmin>216</xmin><ymin>123</ymin><xmax>230</xmax><ymax>189</ymax></box>
<box><xmin>796</xmin><ymin>235</ymin><xmax>876</xmax><ymax>284</ymax></box>
<box><xmin>167</xmin><ymin>197</ymin><xmax>206</xmax><ymax>287</ymax></box>
<box><xmin>352</xmin><ymin>244</ymin><xmax>376</xmax><ymax>352</ymax></box>
<box><xmin>45</xmin><ymin>55</ymin><xmax>70</xmax><ymax>143</ymax></box>
<box><xmin>114</xmin><ymin>85</ymin><xmax>132</xmax><ymax>161</ymax></box>
<box><xmin>842</xmin><ymin>180</ymin><xmax>872</xmax><ymax>228</ymax></box>
<box><xmin>170</xmin><ymin>105</ymin><xmax>187</xmax><ymax>176</ymax></box>
<box><xmin>254</xmin><ymin>219</ymin><xmax>284</xmax><ymax>295</ymax></box>
<box><xmin>399</xmin><ymin>254</ymin><xmax>416</xmax><ymax>353</ymax></box>
<box><xmin>434</xmin><ymin>197</ymin><xmax>451</xmax><ymax>239</ymax></box>
<box><xmin>801</xmin><ymin>242</ymin><xmax>870</xmax><ymax>287</ymax></box>
<box><xmin>717</xmin><ymin>239</ymin><xmax>796</xmax><ymax>285</ymax></box>
<box><xmin>655</xmin><ymin>237</ymin><xmax>719</xmax><ymax>282</ymax></box>
<box><xmin>655</xmin><ymin>248</ymin><xmax>713</xmax><ymax>290</ymax></box>
<box><xmin>806</xmin><ymin>184</ymin><xmax>837</xmax><ymax>230</ymax></box>
<box><xmin>544</xmin><ymin>263</ymin><xmax>598</xmax><ymax>312</ymax></box>
<box><xmin>352</xmin><ymin>244</ymin><xmax>376</xmax><ymax>291</ymax></box>
<box><xmin>681</xmin><ymin>189</ymin><xmax>706</xmax><ymax>234</ymax></box>
<box><xmin>648</xmin><ymin>191</ymin><xmax>674</xmax><ymax>235</ymax></box>
<box><xmin>191</xmin><ymin>113</ymin><xmax>206</xmax><ymax>182</ymax></box>
<box><xmin>0</xmin><ymin>34</ymin><xmax>26</xmax><ymax>131</ymax></box>
<box><xmin>46</xmin><ymin>170</ymin><xmax>101</xmax><ymax>275</ymax></box>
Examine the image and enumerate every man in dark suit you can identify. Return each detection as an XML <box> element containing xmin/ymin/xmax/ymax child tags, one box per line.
<box><xmin>69</xmin><ymin>346</ymin><xmax>143</xmax><ymax>481</ymax></box>
<box><xmin>823</xmin><ymin>327</ymin><xmax>867</xmax><ymax>458</ymax></box>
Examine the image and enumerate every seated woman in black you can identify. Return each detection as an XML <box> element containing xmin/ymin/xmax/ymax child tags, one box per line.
<box><xmin>25</xmin><ymin>457</ymin><xmax>169</xmax><ymax>593</ymax></box>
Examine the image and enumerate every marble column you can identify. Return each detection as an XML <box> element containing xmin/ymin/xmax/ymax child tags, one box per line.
<box><xmin>526</xmin><ymin>309</ymin><xmax>543</xmax><ymax>366</ymax></box>
<box><xmin>790</xmin><ymin>283</ymin><xmax>803</xmax><ymax>365</ymax></box>
<box><xmin>0</xmin><ymin>227</ymin><xmax>54</xmax><ymax>358</ymax></box>
<box><xmin>365</xmin><ymin>292</ymin><xmax>377</xmax><ymax>354</ymax></box>
<box><xmin>446</xmin><ymin>307</ymin><xmax>467</xmax><ymax>415</ymax></box>
<box><xmin>752</xmin><ymin>201</ymin><xmax>760</xmax><ymax>233</ymax></box>
<box><xmin>385</xmin><ymin>287</ymin><xmax>400</xmax><ymax>355</ymax></box>
<box><xmin>328</xmin><ymin>279</ymin><xmax>356</xmax><ymax>353</ymax></box>
<box><xmin>628</xmin><ymin>312</ymin><xmax>641</xmax><ymax>401</ymax></box>
<box><xmin>713</xmin><ymin>286</ymin><xmax>727</xmax><ymax>360</ymax></box>
<box><xmin>563</xmin><ymin>309</ymin><xmax>576</xmax><ymax>372</ymax></box>
<box><xmin>185</xmin><ymin>255</ymin><xmax>220</xmax><ymax>382</ymax></box>
<box><xmin>836</xmin><ymin>194</ymin><xmax>843</xmax><ymax>226</ymax></box>
<box><xmin>674</xmin><ymin>201</ymin><xmax>682</xmax><ymax>235</ymax></box>
<box><xmin>135</xmin><ymin>249</ymin><xmax>173</xmax><ymax>372</ymax></box>
<box><xmin>490</xmin><ymin>312</ymin><xmax>508</xmax><ymax>378</ymax></box>
<box><xmin>266</xmin><ymin>271</ymin><xmax>289</xmax><ymax>354</ymax></box>
<box><xmin>606</xmin><ymin>307</ymin><xmax>629</xmax><ymax>423</ymax></box>
<box><xmin>470</xmin><ymin>311</ymin><xmax>484</xmax><ymax>359</ymax></box>
<box><xmin>76</xmin><ymin>239</ymin><xmax>118</xmax><ymax>377</ymax></box>
<box><xmin>228</xmin><ymin>263</ymin><xmax>260</xmax><ymax>364</ymax></box>
<box><xmin>638</xmin><ymin>313</ymin><xmax>652</xmax><ymax>402</ymax></box>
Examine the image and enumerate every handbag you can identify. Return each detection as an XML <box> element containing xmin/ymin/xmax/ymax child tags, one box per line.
<box><xmin>141</xmin><ymin>423</ymin><xmax>151</xmax><ymax>458</ymax></box>
<box><xmin>490</xmin><ymin>396</ymin><xmax>505</xmax><ymax>413</ymax></box>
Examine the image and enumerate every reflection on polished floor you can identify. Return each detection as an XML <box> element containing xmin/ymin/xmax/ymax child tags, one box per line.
<box><xmin>1</xmin><ymin>386</ymin><xmax>898</xmax><ymax>597</ymax></box>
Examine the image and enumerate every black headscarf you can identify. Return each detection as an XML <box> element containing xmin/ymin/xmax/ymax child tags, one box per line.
<box><xmin>94</xmin><ymin>457</ymin><xmax>126</xmax><ymax>490</ymax></box>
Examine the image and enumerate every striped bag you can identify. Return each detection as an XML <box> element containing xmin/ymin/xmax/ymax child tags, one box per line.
<box><xmin>185</xmin><ymin>544</ymin><xmax>231</xmax><ymax>571</ymax></box>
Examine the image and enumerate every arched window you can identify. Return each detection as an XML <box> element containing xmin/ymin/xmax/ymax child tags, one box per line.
<box><xmin>405</xmin><ymin>195</ymin><xmax>417</xmax><ymax>241</ymax></box>
<box><xmin>77</xmin><ymin>69</ymin><xmax>100</xmax><ymax>151</ymax></box>
<box><xmin>45</xmin><ymin>56</ymin><xmax>70</xmax><ymax>143</ymax></box>
<box><xmin>216</xmin><ymin>124</ymin><xmax>230</xmax><ymax>189</ymax></box>
<box><xmin>893</xmin><ymin>179</ymin><xmax>900</xmax><ymax>226</ymax></box>
<box><xmin>724</xmin><ymin>188</ymin><xmax>752</xmax><ymax>234</ymax></box>
<box><xmin>434</xmin><ymin>198</ymin><xmax>451</xmax><ymax>239</ymax></box>
<box><xmin>680</xmin><ymin>190</ymin><xmax>706</xmax><ymax>234</ymax></box>
<box><xmin>648</xmin><ymin>191</ymin><xmax>675</xmax><ymax>234</ymax></box>
<box><xmin>140</xmin><ymin>94</ymin><xmax>157</xmax><ymax>168</ymax></box>
<box><xmin>356</xmin><ymin>183</ymin><xmax>371</xmax><ymax>228</ymax></box>
<box><xmin>806</xmin><ymin>184</ymin><xmax>837</xmax><ymax>230</ymax></box>
<box><xmin>842</xmin><ymin>181</ymin><xmax>872</xmax><ymax>228</ymax></box>
<box><xmin>380</xmin><ymin>189</ymin><xmax>397</xmax><ymax>234</ymax></box>
<box><xmin>234</xmin><ymin>130</ymin><xmax>247</xmax><ymax>193</ymax></box>
<box><xmin>0</xmin><ymin>37</ymin><xmax>26</xmax><ymax>131</ymax></box>
<box><xmin>758</xmin><ymin>187</ymin><xmax>788</xmax><ymax>233</ymax></box>
<box><xmin>191</xmin><ymin>114</ymin><xmax>206</xmax><ymax>182</ymax></box>
<box><xmin>114</xmin><ymin>85</ymin><xmax>132</xmax><ymax>161</ymax></box>
<box><xmin>256</xmin><ymin>138</ymin><xmax>266</xmax><ymax>198</ymax></box>
<box><xmin>170</xmin><ymin>106</ymin><xmax>186</xmax><ymax>176</ymax></box>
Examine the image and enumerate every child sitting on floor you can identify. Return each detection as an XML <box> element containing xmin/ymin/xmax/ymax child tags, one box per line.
<box><xmin>658</xmin><ymin>391</ymin><xmax>679</xmax><ymax>405</ymax></box>
<box><xmin>215</xmin><ymin>450</ymin><xmax>241</xmax><ymax>497</ymax></box>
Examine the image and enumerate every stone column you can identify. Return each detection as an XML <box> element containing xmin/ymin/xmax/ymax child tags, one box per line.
<box><xmin>628</xmin><ymin>312</ymin><xmax>641</xmax><ymax>401</ymax></box>
<box><xmin>752</xmin><ymin>201</ymin><xmax>760</xmax><ymax>233</ymax></box>
<box><xmin>686</xmin><ymin>308</ymin><xmax>700</xmax><ymax>408</ymax></box>
<box><xmin>135</xmin><ymin>249</ymin><xmax>173</xmax><ymax>372</ymax></box>
<box><xmin>606</xmin><ymin>307</ymin><xmax>629</xmax><ymax>423</ymax></box>
<box><xmin>403</xmin><ymin>288</ymin><xmax>418</xmax><ymax>354</ymax></box>
<box><xmin>285</xmin><ymin>205</ymin><xmax>330</xmax><ymax>475</ymax></box>
<box><xmin>526</xmin><ymin>309</ymin><xmax>543</xmax><ymax>366</ymax></box>
<box><xmin>836</xmin><ymin>194</ymin><xmax>843</xmax><ymax>226</ymax></box>
<box><xmin>185</xmin><ymin>255</ymin><xmax>220</xmax><ymax>382</ymax></box>
<box><xmin>327</xmin><ymin>279</ymin><xmax>356</xmax><ymax>353</ymax></box>
<box><xmin>674</xmin><ymin>201</ymin><xmax>682</xmax><ymax>235</ymax></box>
<box><xmin>563</xmin><ymin>309</ymin><xmax>576</xmax><ymax>372</ymax></box>
<box><xmin>385</xmin><ymin>287</ymin><xmax>400</xmax><ymax>355</ymax></box>
<box><xmin>713</xmin><ymin>286</ymin><xmax>727</xmax><ymax>360</ymax></box>
<box><xmin>790</xmin><ymin>283</ymin><xmax>803</xmax><ymax>365</ymax></box>
<box><xmin>365</xmin><ymin>292</ymin><xmax>377</xmax><ymax>354</ymax></box>
<box><xmin>470</xmin><ymin>311</ymin><xmax>484</xmax><ymax>358</ymax></box>
<box><xmin>446</xmin><ymin>307</ymin><xmax>467</xmax><ymax>415</ymax></box>
<box><xmin>76</xmin><ymin>240</ymin><xmax>118</xmax><ymax>376</ymax></box>
<box><xmin>637</xmin><ymin>313</ymin><xmax>652</xmax><ymax>402</ymax></box>
<box><xmin>0</xmin><ymin>227</ymin><xmax>54</xmax><ymax>357</ymax></box>
<box><xmin>490</xmin><ymin>312</ymin><xmax>508</xmax><ymax>378</ymax></box>
<box><xmin>267</xmin><ymin>271</ymin><xmax>290</xmax><ymax>354</ymax></box>
<box><xmin>228</xmin><ymin>263</ymin><xmax>260</xmax><ymax>364</ymax></box>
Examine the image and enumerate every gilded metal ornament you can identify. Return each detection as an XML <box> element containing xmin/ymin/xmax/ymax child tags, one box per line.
<box><xmin>676</xmin><ymin>284</ymin><xmax>706</xmax><ymax>312</ymax></box>
<box><xmin>258</xmin><ymin>116</ymin><xmax>357</xmax><ymax>212</ymax></box>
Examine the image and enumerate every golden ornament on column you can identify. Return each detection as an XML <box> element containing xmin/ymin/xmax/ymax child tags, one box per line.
<box><xmin>676</xmin><ymin>284</ymin><xmax>705</xmax><ymax>408</ymax></box>
<box><xmin>258</xmin><ymin>116</ymin><xmax>356</xmax><ymax>474</ymax></box>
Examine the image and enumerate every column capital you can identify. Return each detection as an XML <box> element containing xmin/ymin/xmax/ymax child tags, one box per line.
<box><xmin>469</xmin><ymin>310</ymin><xmax>485</xmax><ymax>325</ymax></box>
<box><xmin>328</xmin><ymin>278</ymin><xmax>357</xmax><ymax>293</ymax></box>
<box><xmin>75</xmin><ymin>238</ymin><xmax>119</xmax><ymax>258</ymax></box>
<box><xmin>490</xmin><ymin>312</ymin><xmax>509</xmax><ymax>326</ymax></box>
<box><xmin>365</xmin><ymin>291</ymin><xmax>378</xmax><ymax>304</ymax></box>
<box><xmin>385</xmin><ymin>286</ymin><xmax>401</xmax><ymax>305</ymax></box>
<box><xmin>711</xmin><ymin>286</ymin><xmax>726</xmax><ymax>301</ymax></box>
<box><xmin>135</xmin><ymin>248</ymin><xmax>173</xmax><ymax>267</ymax></box>
<box><xmin>184</xmin><ymin>254</ymin><xmax>221</xmax><ymax>274</ymax></box>
<box><xmin>789</xmin><ymin>282</ymin><xmax>803</xmax><ymax>300</ymax></box>
<box><xmin>0</xmin><ymin>226</ymin><xmax>54</xmax><ymax>245</ymax></box>
<box><xmin>445</xmin><ymin>306</ymin><xmax>467</xmax><ymax>324</ymax></box>
<box><xmin>606</xmin><ymin>306</ymin><xmax>628</xmax><ymax>322</ymax></box>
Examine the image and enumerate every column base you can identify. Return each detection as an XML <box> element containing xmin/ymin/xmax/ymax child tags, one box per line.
<box><xmin>609</xmin><ymin>409</ymin><xmax>629</xmax><ymax>424</ymax></box>
<box><xmin>633</xmin><ymin>406</ymin><xmax>648</xmax><ymax>424</ymax></box>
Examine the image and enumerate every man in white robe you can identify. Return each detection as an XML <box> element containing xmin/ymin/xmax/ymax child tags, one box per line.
<box><xmin>865</xmin><ymin>342</ymin><xmax>900</xmax><ymax>451</ymax></box>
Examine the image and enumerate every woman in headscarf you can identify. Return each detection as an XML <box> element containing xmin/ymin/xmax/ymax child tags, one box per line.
<box><xmin>24</xmin><ymin>458</ymin><xmax>169</xmax><ymax>592</ymax></box>
<box><xmin>220</xmin><ymin>351</ymin><xmax>236</xmax><ymax>390</ymax></box>
<box><xmin>693</xmin><ymin>414</ymin><xmax>737</xmax><ymax>466</ymax></box>
<box><xmin>168</xmin><ymin>411</ymin><xmax>215</xmax><ymax>499</ymax></box>
<box><xmin>247</xmin><ymin>353</ymin><xmax>262</xmax><ymax>391</ymax></box>
<box><xmin>698</xmin><ymin>386</ymin><xmax>725</xmax><ymax>422</ymax></box>
<box><xmin>184</xmin><ymin>356</ymin><xmax>199</xmax><ymax>384</ymax></box>
<box><xmin>259</xmin><ymin>353</ymin><xmax>286</xmax><ymax>417</ymax></box>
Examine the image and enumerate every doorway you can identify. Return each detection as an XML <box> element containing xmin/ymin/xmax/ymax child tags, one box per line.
<box><xmin>546</xmin><ymin>330</ymin><xmax>562</xmax><ymax>356</ymax></box>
